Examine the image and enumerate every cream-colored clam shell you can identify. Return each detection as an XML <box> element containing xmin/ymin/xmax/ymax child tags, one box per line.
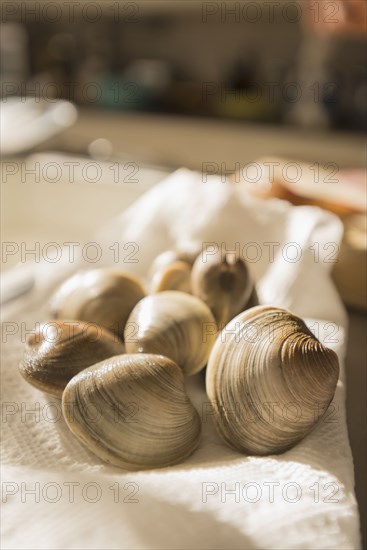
<box><xmin>19</xmin><ymin>320</ymin><xmax>125</xmax><ymax>398</ymax></box>
<box><xmin>206</xmin><ymin>306</ymin><xmax>339</xmax><ymax>455</ymax></box>
<box><xmin>125</xmin><ymin>291</ymin><xmax>217</xmax><ymax>375</ymax></box>
<box><xmin>50</xmin><ymin>269</ymin><xmax>145</xmax><ymax>338</ymax></box>
<box><xmin>191</xmin><ymin>250</ymin><xmax>258</xmax><ymax>327</ymax></box>
<box><xmin>149</xmin><ymin>248</ymin><xmax>199</xmax><ymax>277</ymax></box>
<box><xmin>62</xmin><ymin>354</ymin><xmax>201</xmax><ymax>470</ymax></box>
<box><xmin>150</xmin><ymin>260</ymin><xmax>192</xmax><ymax>293</ymax></box>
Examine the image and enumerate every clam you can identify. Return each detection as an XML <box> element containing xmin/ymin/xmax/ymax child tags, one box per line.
<box><xmin>62</xmin><ymin>354</ymin><xmax>201</xmax><ymax>470</ymax></box>
<box><xmin>149</xmin><ymin>248</ymin><xmax>199</xmax><ymax>294</ymax></box>
<box><xmin>149</xmin><ymin>248</ymin><xmax>199</xmax><ymax>275</ymax></box>
<box><xmin>50</xmin><ymin>269</ymin><xmax>145</xmax><ymax>338</ymax></box>
<box><xmin>150</xmin><ymin>260</ymin><xmax>192</xmax><ymax>293</ymax></box>
<box><xmin>191</xmin><ymin>249</ymin><xmax>258</xmax><ymax>327</ymax></box>
<box><xmin>19</xmin><ymin>320</ymin><xmax>125</xmax><ymax>398</ymax></box>
<box><xmin>206</xmin><ymin>306</ymin><xmax>340</xmax><ymax>455</ymax></box>
<box><xmin>125</xmin><ymin>291</ymin><xmax>217</xmax><ymax>375</ymax></box>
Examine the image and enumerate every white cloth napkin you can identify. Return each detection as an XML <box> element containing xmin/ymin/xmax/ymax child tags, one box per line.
<box><xmin>1</xmin><ymin>169</ymin><xmax>361</xmax><ymax>550</ymax></box>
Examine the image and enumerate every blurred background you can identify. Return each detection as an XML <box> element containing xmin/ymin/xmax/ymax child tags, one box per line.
<box><xmin>1</xmin><ymin>1</ymin><xmax>366</xmax><ymax>543</ymax></box>
<box><xmin>1</xmin><ymin>0</ymin><xmax>366</xmax><ymax>130</ymax></box>
<box><xmin>1</xmin><ymin>1</ymin><xmax>366</xmax><ymax>296</ymax></box>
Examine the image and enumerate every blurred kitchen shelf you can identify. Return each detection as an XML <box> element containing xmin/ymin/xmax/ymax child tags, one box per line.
<box><xmin>7</xmin><ymin>0</ymin><xmax>296</xmax><ymax>13</ymax></box>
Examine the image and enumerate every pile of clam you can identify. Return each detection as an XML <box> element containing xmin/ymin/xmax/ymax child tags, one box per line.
<box><xmin>19</xmin><ymin>248</ymin><xmax>339</xmax><ymax>470</ymax></box>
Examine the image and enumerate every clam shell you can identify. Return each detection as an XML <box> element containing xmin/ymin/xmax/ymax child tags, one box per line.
<box><xmin>62</xmin><ymin>354</ymin><xmax>201</xmax><ymax>470</ymax></box>
<box><xmin>206</xmin><ymin>306</ymin><xmax>340</xmax><ymax>455</ymax></box>
<box><xmin>150</xmin><ymin>260</ymin><xmax>192</xmax><ymax>293</ymax></box>
<box><xmin>125</xmin><ymin>291</ymin><xmax>217</xmax><ymax>375</ymax></box>
<box><xmin>191</xmin><ymin>249</ymin><xmax>258</xmax><ymax>327</ymax></box>
<box><xmin>50</xmin><ymin>269</ymin><xmax>145</xmax><ymax>338</ymax></box>
<box><xmin>149</xmin><ymin>248</ymin><xmax>199</xmax><ymax>277</ymax></box>
<box><xmin>19</xmin><ymin>320</ymin><xmax>125</xmax><ymax>398</ymax></box>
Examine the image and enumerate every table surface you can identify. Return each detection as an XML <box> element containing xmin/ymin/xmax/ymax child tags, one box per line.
<box><xmin>1</xmin><ymin>111</ymin><xmax>366</xmax><ymax>546</ymax></box>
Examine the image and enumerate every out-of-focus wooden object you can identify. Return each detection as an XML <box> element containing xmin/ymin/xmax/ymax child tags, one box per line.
<box><xmin>333</xmin><ymin>214</ymin><xmax>367</xmax><ymax>311</ymax></box>
<box><xmin>236</xmin><ymin>157</ymin><xmax>366</xmax><ymax>310</ymax></box>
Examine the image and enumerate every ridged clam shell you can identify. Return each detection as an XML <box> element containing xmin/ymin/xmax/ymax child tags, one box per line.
<box><xmin>19</xmin><ymin>320</ymin><xmax>125</xmax><ymax>398</ymax></box>
<box><xmin>50</xmin><ymin>269</ymin><xmax>145</xmax><ymax>338</ymax></box>
<box><xmin>206</xmin><ymin>306</ymin><xmax>339</xmax><ymax>455</ymax></box>
<box><xmin>62</xmin><ymin>354</ymin><xmax>201</xmax><ymax>470</ymax></box>
<box><xmin>124</xmin><ymin>291</ymin><xmax>217</xmax><ymax>375</ymax></box>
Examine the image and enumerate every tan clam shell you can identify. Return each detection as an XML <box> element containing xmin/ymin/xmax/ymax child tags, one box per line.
<box><xmin>124</xmin><ymin>291</ymin><xmax>217</xmax><ymax>375</ymax></box>
<box><xmin>149</xmin><ymin>248</ymin><xmax>199</xmax><ymax>277</ymax></box>
<box><xmin>62</xmin><ymin>354</ymin><xmax>201</xmax><ymax>470</ymax></box>
<box><xmin>19</xmin><ymin>320</ymin><xmax>125</xmax><ymax>398</ymax></box>
<box><xmin>191</xmin><ymin>249</ymin><xmax>258</xmax><ymax>327</ymax></box>
<box><xmin>50</xmin><ymin>269</ymin><xmax>145</xmax><ymax>338</ymax></box>
<box><xmin>150</xmin><ymin>260</ymin><xmax>192</xmax><ymax>293</ymax></box>
<box><xmin>206</xmin><ymin>305</ymin><xmax>340</xmax><ymax>455</ymax></box>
